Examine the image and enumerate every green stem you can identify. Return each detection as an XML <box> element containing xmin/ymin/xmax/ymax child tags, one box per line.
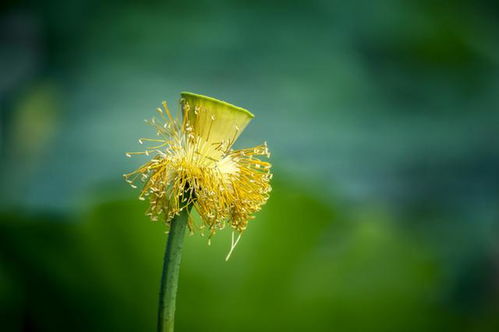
<box><xmin>157</xmin><ymin>206</ymin><xmax>191</xmax><ymax>332</ymax></box>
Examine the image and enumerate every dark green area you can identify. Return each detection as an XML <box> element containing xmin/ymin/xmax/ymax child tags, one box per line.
<box><xmin>1</xmin><ymin>177</ymin><xmax>498</xmax><ymax>331</ymax></box>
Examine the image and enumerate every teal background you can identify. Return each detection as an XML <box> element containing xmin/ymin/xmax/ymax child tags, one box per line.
<box><xmin>1</xmin><ymin>1</ymin><xmax>499</xmax><ymax>331</ymax></box>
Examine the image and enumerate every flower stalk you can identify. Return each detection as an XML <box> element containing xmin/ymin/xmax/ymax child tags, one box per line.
<box><xmin>157</xmin><ymin>205</ymin><xmax>192</xmax><ymax>332</ymax></box>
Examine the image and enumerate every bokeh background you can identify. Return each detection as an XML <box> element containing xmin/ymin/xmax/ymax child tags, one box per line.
<box><xmin>1</xmin><ymin>1</ymin><xmax>499</xmax><ymax>331</ymax></box>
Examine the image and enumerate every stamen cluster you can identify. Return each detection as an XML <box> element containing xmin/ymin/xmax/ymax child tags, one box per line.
<box><xmin>124</xmin><ymin>96</ymin><xmax>272</xmax><ymax>239</ymax></box>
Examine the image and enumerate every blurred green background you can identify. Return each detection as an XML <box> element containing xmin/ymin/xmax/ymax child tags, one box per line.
<box><xmin>1</xmin><ymin>0</ymin><xmax>499</xmax><ymax>331</ymax></box>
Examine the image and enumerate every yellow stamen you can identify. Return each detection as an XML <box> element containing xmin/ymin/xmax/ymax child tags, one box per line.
<box><xmin>124</xmin><ymin>92</ymin><xmax>272</xmax><ymax>251</ymax></box>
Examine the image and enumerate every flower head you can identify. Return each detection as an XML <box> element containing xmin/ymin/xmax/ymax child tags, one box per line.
<box><xmin>124</xmin><ymin>92</ymin><xmax>272</xmax><ymax>242</ymax></box>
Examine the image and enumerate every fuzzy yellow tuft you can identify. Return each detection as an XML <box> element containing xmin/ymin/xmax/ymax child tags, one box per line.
<box><xmin>124</xmin><ymin>92</ymin><xmax>272</xmax><ymax>243</ymax></box>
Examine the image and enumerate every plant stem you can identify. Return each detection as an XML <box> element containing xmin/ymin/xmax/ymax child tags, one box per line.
<box><xmin>157</xmin><ymin>206</ymin><xmax>191</xmax><ymax>332</ymax></box>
